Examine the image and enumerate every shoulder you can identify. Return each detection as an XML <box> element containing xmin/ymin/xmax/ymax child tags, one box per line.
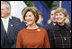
<box><xmin>39</xmin><ymin>27</ymin><xmax>47</xmax><ymax>33</ymax></box>
<box><xmin>36</xmin><ymin>23</ymin><xmax>47</xmax><ymax>30</ymax></box>
<box><xmin>21</xmin><ymin>21</ymin><xmax>26</xmax><ymax>26</ymax></box>
<box><xmin>44</xmin><ymin>25</ymin><xmax>49</xmax><ymax>30</ymax></box>
<box><xmin>19</xmin><ymin>28</ymin><xmax>26</xmax><ymax>33</ymax></box>
<box><xmin>36</xmin><ymin>23</ymin><xmax>44</xmax><ymax>27</ymax></box>
<box><xmin>11</xmin><ymin>16</ymin><xmax>21</xmax><ymax>21</ymax></box>
<box><xmin>11</xmin><ymin>17</ymin><xmax>21</xmax><ymax>25</ymax></box>
<box><xmin>65</xmin><ymin>24</ymin><xmax>71</xmax><ymax>30</ymax></box>
<box><xmin>39</xmin><ymin>27</ymin><xmax>48</xmax><ymax>37</ymax></box>
<box><xmin>19</xmin><ymin>21</ymin><xmax>27</xmax><ymax>28</ymax></box>
<box><xmin>44</xmin><ymin>23</ymin><xmax>53</xmax><ymax>31</ymax></box>
<box><xmin>18</xmin><ymin>28</ymin><xmax>26</xmax><ymax>35</ymax></box>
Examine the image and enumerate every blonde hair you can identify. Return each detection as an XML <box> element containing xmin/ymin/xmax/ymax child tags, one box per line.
<box><xmin>47</xmin><ymin>19</ymin><xmax>52</xmax><ymax>24</ymax></box>
<box><xmin>54</xmin><ymin>8</ymin><xmax>70</xmax><ymax>26</ymax></box>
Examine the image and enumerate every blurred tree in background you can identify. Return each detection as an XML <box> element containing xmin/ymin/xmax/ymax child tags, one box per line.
<box><xmin>24</xmin><ymin>1</ymin><xmax>57</xmax><ymax>9</ymax></box>
<box><xmin>43</xmin><ymin>1</ymin><xmax>57</xmax><ymax>9</ymax></box>
<box><xmin>24</xmin><ymin>1</ymin><xmax>34</xmax><ymax>7</ymax></box>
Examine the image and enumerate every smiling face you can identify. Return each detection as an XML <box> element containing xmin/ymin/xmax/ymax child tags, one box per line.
<box><xmin>25</xmin><ymin>11</ymin><xmax>36</xmax><ymax>25</ymax></box>
<box><xmin>55</xmin><ymin>12</ymin><xmax>65</xmax><ymax>23</ymax></box>
<box><xmin>23</xmin><ymin>7</ymin><xmax>39</xmax><ymax>26</ymax></box>
<box><xmin>54</xmin><ymin>8</ymin><xmax>70</xmax><ymax>26</ymax></box>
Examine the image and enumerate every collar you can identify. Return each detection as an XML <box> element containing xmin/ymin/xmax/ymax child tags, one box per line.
<box><xmin>9</xmin><ymin>16</ymin><xmax>12</xmax><ymax>19</ymax></box>
<box><xmin>1</xmin><ymin>15</ymin><xmax>12</xmax><ymax>20</ymax></box>
<box><xmin>53</xmin><ymin>22</ymin><xmax>56</xmax><ymax>26</ymax></box>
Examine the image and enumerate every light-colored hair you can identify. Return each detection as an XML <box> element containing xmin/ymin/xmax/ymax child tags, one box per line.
<box><xmin>47</xmin><ymin>19</ymin><xmax>52</xmax><ymax>24</ymax></box>
<box><xmin>1</xmin><ymin>1</ymin><xmax>11</xmax><ymax>9</ymax></box>
<box><xmin>38</xmin><ymin>12</ymin><xmax>43</xmax><ymax>18</ymax></box>
<box><xmin>23</xmin><ymin>7</ymin><xmax>39</xmax><ymax>22</ymax></box>
<box><xmin>54</xmin><ymin>8</ymin><xmax>70</xmax><ymax>26</ymax></box>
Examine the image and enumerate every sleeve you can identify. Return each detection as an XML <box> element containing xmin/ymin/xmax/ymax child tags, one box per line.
<box><xmin>43</xmin><ymin>30</ymin><xmax>50</xmax><ymax>48</ymax></box>
<box><xmin>16</xmin><ymin>31</ymin><xmax>23</xmax><ymax>48</ymax></box>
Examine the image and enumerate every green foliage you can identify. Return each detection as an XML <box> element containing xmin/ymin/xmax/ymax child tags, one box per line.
<box><xmin>43</xmin><ymin>1</ymin><xmax>57</xmax><ymax>9</ymax></box>
<box><xmin>24</xmin><ymin>1</ymin><xmax>34</xmax><ymax>7</ymax></box>
<box><xmin>24</xmin><ymin>1</ymin><xmax>57</xmax><ymax>9</ymax></box>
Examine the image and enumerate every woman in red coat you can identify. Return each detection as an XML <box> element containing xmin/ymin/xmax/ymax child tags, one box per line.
<box><xmin>16</xmin><ymin>7</ymin><xmax>50</xmax><ymax>48</ymax></box>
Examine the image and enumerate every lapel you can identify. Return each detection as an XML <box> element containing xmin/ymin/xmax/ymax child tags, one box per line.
<box><xmin>49</xmin><ymin>22</ymin><xmax>55</xmax><ymax>29</ymax></box>
<box><xmin>7</xmin><ymin>17</ymin><xmax>14</xmax><ymax>34</ymax></box>
<box><xmin>1</xmin><ymin>19</ymin><xmax>6</xmax><ymax>33</ymax></box>
<box><xmin>1</xmin><ymin>19</ymin><xmax>6</xmax><ymax>48</ymax></box>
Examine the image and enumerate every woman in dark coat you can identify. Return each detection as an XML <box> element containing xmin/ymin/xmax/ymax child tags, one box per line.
<box><xmin>48</xmin><ymin>8</ymin><xmax>71</xmax><ymax>48</ymax></box>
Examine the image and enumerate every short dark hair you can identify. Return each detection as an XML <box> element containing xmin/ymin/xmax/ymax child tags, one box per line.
<box><xmin>50</xmin><ymin>7</ymin><xmax>57</xmax><ymax>12</ymax></box>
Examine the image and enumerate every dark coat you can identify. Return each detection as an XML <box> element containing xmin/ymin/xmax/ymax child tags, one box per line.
<box><xmin>45</xmin><ymin>22</ymin><xmax>71</xmax><ymax>48</ymax></box>
<box><xmin>44</xmin><ymin>22</ymin><xmax>57</xmax><ymax>48</ymax></box>
<box><xmin>1</xmin><ymin>17</ymin><xmax>26</xmax><ymax>48</ymax></box>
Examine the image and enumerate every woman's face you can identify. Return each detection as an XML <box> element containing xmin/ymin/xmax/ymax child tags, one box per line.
<box><xmin>55</xmin><ymin>12</ymin><xmax>65</xmax><ymax>23</ymax></box>
<box><xmin>25</xmin><ymin>11</ymin><xmax>36</xmax><ymax>25</ymax></box>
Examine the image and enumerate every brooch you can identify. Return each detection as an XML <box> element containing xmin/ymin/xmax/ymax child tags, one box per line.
<box><xmin>37</xmin><ymin>29</ymin><xmax>40</xmax><ymax>32</ymax></box>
